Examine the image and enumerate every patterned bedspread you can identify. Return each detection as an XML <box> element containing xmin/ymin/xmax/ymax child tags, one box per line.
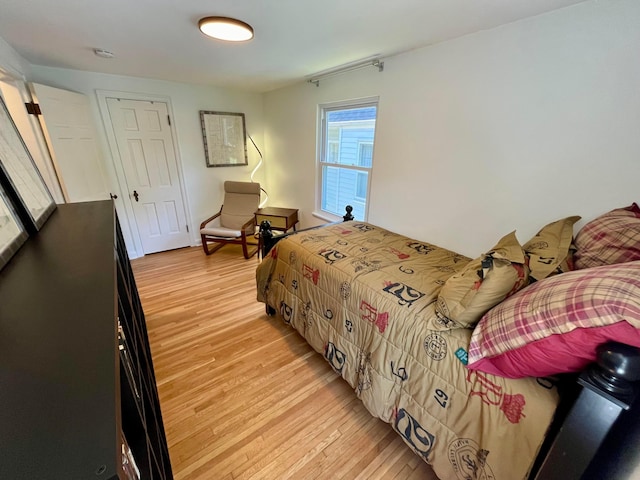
<box><xmin>256</xmin><ymin>222</ymin><xmax>559</xmax><ymax>480</ymax></box>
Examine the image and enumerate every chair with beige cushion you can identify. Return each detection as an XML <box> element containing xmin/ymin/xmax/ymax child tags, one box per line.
<box><xmin>199</xmin><ymin>181</ymin><xmax>260</xmax><ymax>258</ymax></box>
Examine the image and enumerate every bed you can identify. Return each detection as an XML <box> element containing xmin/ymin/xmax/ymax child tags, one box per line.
<box><xmin>255</xmin><ymin>203</ymin><xmax>640</xmax><ymax>480</ymax></box>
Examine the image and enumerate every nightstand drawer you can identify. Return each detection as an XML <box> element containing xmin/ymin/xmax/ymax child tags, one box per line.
<box><xmin>255</xmin><ymin>207</ymin><xmax>299</xmax><ymax>232</ymax></box>
<box><xmin>256</xmin><ymin>214</ymin><xmax>285</xmax><ymax>229</ymax></box>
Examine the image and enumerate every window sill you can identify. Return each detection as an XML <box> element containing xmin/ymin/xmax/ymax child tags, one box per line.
<box><xmin>312</xmin><ymin>210</ymin><xmax>341</xmax><ymax>223</ymax></box>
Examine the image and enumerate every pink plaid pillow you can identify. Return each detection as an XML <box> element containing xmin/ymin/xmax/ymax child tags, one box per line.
<box><xmin>467</xmin><ymin>261</ymin><xmax>640</xmax><ymax>378</ymax></box>
<box><xmin>574</xmin><ymin>203</ymin><xmax>640</xmax><ymax>269</ymax></box>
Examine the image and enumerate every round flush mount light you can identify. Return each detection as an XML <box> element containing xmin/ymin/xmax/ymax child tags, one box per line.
<box><xmin>198</xmin><ymin>16</ymin><xmax>254</xmax><ymax>42</ymax></box>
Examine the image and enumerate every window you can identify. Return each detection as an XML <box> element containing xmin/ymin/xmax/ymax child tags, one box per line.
<box><xmin>318</xmin><ymin>99</ymin><xmax>378</xmax><ymax>221</ymax></box>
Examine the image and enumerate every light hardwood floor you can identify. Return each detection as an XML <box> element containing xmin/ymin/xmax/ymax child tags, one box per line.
<box><xmin>132</xmin><ymin>245</ymin><xmax>439</xmax><ymax>480</ymax></box>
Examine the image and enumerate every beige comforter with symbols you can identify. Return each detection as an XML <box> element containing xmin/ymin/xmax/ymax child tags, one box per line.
<box><xmin>256</xmin><ymin>222</ymin><xmax>559</xmax><ymax>480</ymax></box>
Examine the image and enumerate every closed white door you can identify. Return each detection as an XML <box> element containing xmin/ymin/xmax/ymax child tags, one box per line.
<box><xmin>30</xmin><ymin>83</ymin><xmax>109</xmax><ymax>202</ymax></box>
<box><xmin>106</xmin><ymin>98</ymin><xmax>190</xmax><ymax>254</ymax></box>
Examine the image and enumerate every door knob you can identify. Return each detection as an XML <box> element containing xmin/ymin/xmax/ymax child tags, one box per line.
<box><xmin>133</xmin><ymin>190</ymin><xmax>139</xmax><ymax>202</ymax></box>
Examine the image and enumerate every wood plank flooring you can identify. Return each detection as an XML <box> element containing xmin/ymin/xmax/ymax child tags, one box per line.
<box><xmin>132</xmin><ymin>245</ymin><xmax>439</xmax><ymax>480</ymax></box>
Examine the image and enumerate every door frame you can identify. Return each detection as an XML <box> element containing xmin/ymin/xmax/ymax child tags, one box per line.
<box><xmin>96</xmin><ymin>90</ymin><xmax>193</xmax><ymax>258</ymax></box>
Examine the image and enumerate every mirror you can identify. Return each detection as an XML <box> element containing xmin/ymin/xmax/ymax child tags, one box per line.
<box><xmin>200</xmin><ymin>111</ymin><xmax>248</xmax><ymax>167</ymax></box>
<box><xmin>0</xmin><ymin>184</ymin><xmax>28</xmax><ymax>270</ymax></box>
<box><xmin>0</xmin><ymin>95</ymin><xmax>55</xmax><ymax>232</ymax></box>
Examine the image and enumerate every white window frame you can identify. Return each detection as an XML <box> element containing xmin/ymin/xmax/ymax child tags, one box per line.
<box><xmin>315</xmin><ymin>97</ymin><xmax>378</xmax><ymax>222</ymax></box>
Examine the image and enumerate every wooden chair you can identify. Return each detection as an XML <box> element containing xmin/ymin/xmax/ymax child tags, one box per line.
<box><xmin>199</xmin><ymin>181</ymin><xmax>260</xmax><ymax>258</ymax></box>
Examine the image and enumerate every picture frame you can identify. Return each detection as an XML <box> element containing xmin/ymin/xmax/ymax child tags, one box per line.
<box><xmin>0</xmin><ymin>183</ymin><xmax>28</xmax><ymax>271</ymax></box>
<box><xmin>0</xmin><ymin>95</ymin><xmax>56</xmax><ymax>233</ymax></box>
<box><xmin>200</xmin><ymin>111</ymin><xmax>248</xmax><ymax>167</ymax></box>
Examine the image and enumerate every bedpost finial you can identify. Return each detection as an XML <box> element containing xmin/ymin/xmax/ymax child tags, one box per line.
<box><xmin>343</xmin><ymin>205</ymin><xmax>354</xmax><ymax>222</ymax></box>
<box><xmin>587</xmin><ymin>342</ymin><xmax>640</xmax><ymax>398</ymax></box>
<box><xmin>259</xmin><ymin>220</ymin><xmax>273</xmax><ymax>239</ymax></box>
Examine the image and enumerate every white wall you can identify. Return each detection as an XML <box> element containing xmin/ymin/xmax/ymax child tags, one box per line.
<box><xmin>27</xmin><ymin>66</ymin><xmax>266</xmax><ymax>255</ymax></box>
<box><xmin>264</xmin><ymin>0</ymin><xmax>640</xmax><ymax>257</ymax></box>
<box><xmin>0</xmin><ymin>36</ymin><xmax>31</xmax><ymax>79</ymax></box>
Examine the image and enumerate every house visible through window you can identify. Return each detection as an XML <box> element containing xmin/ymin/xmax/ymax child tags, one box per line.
<box><xmin>318</xmin><ymin>99</ymin><xmax>378</xmax><ymax>221</ymax></box>
<box><xmin>355</xmin><ymin>172</ymin><xmax>367</xmax><ymax>200</ymax></box>
<box><xmin>328</xmin><ymin>141</ymin><xmax>339</xmax><ymax>163</ymax></box>
<box><xmin>358</xmin><ymin>142</ymin><xmax>373</xmax><ymax>167</ymax></box>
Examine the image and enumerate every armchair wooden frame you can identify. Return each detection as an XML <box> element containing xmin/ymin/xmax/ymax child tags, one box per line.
<box><xmin>200</xmin><ymin>208</ymin><xmax>258</xmax><ymax>259</ymax></box>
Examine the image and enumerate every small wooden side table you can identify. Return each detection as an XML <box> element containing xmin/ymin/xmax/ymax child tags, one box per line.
<box><xmin>255</xmin><ymin>207</ymin><xmax>299</xmax><ymax>233</ymax></box>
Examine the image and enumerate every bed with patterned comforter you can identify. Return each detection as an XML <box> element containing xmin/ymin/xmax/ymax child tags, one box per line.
<box><xmin>256</xmin><ymin>221</ymin><xmax>560</xmax><ymax>480</ymax></box>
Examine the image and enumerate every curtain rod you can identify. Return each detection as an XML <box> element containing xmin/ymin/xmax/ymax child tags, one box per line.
<box><xmin>307</xmin><ymin>58</ymin><xmax>384</xmax><ymax>87</ymax></box>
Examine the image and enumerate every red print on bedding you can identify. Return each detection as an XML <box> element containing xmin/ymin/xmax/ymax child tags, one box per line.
<box><xmin>506</xmin><ymin>263</ymin><xmax>528</xmax><ymax>297</ymax></box>
<box><xmin>466</xmin><ymin>370</ymin><xmax>526</xmax><ymax>424</ymax></box>
<box><xmin>270</xmin><ymin>247</ymin><xmax>278</xmax><ymax>259</ymax></box>
<box><xmin>360</xmin><ymin>300</ymin><xmax>389</xmax><ymax>333</ymax></box>
<box><xmin>388</xmin><ymin>247</ymin><xmax>410</xmax><ymax>260</ymax></box>
<box><xmin>302</xmin><ymin>264</ymin><xmax>320</xmax><ymax>285</ymax></box>
<box><xmin>501</xmin><ymin>393</ymin><xmax>527</xmax><ymax>424</ymax></box>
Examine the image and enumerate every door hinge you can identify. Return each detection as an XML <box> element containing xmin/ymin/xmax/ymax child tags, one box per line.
<box><xmin>25</xmin><ymin>102</ymin><xmax>42</xmax><ymax>115</ymax></box>
<box><xmin>167</xmin><ymin>115</ymin><xmax>171</xmax><ymax>126</ymax></box>
<box><xmin>186</xmin><ymin>224</ymin><xmax>189</xmax><ymax>232</ymax></box>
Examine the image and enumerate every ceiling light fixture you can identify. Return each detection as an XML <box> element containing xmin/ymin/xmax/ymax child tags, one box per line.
<box><xmin>198</xmin><ymin>16</ymin><xmax>254</xmax><ymax>42</ymax></box>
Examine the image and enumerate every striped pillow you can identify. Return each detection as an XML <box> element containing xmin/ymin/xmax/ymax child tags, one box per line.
<box><xmin>574</xmin><ymin>203</ymin><xmax>640</xmax><ymax>269</ymax></box>
<box><xmin>467</xmin><ymin>261</ymin><xmax>640</xmax><ymax>378</ymax></box>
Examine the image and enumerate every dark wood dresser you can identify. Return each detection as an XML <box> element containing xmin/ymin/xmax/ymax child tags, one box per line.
<box><xmin>0</xmin><ymin>201</ymin><xmax>172</xmax><ymax>480</ymax></box>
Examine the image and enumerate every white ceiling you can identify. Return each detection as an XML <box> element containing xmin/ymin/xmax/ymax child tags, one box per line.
<box><xmin>0</xmin><ymin>0</ymin><xmax>587</xmax><ymax>93</ymax></box>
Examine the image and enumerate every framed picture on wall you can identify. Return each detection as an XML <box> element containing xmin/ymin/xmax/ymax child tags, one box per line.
<box><xmin>200</xmin><ymin>111</ymin><xmax>248</xmax><ymax>167</ymax></box>
<box><xmin>0</xmin><ymin>95</ymin><xmax>56</xmax><ymax>233</ymax></box>
<box><xmin>0</xmin><ymin>183</ymin><xmax>28</xmax><ymax>270</ymax></box>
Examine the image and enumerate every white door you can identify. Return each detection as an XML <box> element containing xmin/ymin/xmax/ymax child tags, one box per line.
<box><xmin>0</xmin><ymin>77</ymin><xmax>64</xmax><ymax>203</ymax></box>
<box><xmin>30</xmin><ymin>83</ymin><xmax>109</xmax><ymax>202</ymax></box>
<box><xmin>106</xmin><ymin>98</ymin><xmax>190</xmax><ymax>254</ymax></box>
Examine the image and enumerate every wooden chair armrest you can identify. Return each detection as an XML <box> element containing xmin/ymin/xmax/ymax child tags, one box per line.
<box><xmin>200</xmin><ymin>208</ymin><xmax>222</xmax><ymax>229</ymax></box>
<box><xmin>241</xmin><ymin>216</ymin><xmax>257</xmax><ymax>233</ymax></box>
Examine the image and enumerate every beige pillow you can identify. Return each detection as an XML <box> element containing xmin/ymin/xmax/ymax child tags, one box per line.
<box><xmin>523</xmin><ymin>216</ymin><xmax>581</xmax><ymax>281</ymax></box>
<box><xmin>435</xmin><ymin>231</ymin><xmax>529</xmax><ymax>329</ymax></box>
